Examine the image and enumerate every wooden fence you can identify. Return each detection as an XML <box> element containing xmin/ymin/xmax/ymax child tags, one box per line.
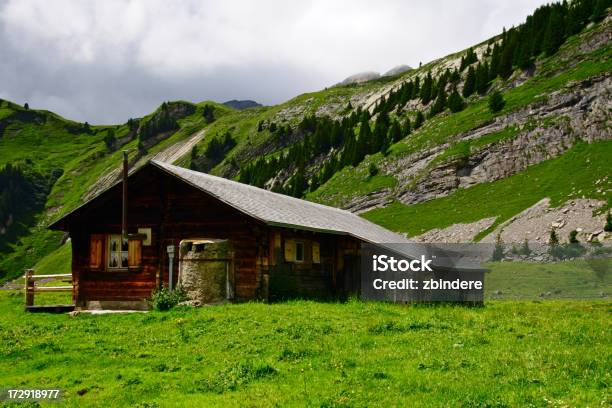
<box><xmin>24</xmin><ymin>269</ymin><xmax>73</xmax><ymax>308</ymax></box>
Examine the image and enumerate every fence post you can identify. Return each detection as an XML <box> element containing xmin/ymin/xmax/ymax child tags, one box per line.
<box><xmin>24</xmin><ymin>269</ymin><xmax>34</xmax><ymax>307</ymax></box>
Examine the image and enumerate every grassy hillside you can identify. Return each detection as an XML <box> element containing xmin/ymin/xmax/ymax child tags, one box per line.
<box><xmin>0</xmin><ymin>292</ymin><xmax>609</xmax><ymax>407</ymax></box>
<box><xmin>0</xmin><ymin>100</ymin><xmax>230</xmax><ymax>282</ymax></box>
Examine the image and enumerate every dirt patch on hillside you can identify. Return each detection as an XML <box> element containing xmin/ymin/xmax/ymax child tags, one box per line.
<box><xmin>412</xmin><ymin>217</ymin><xmax>497</xmax><ymax>243</ymax></box>
<box><xmin>411</xmin><ymin>197</ymin><xmax>609</xmax><ymax>244</ymax></box>
<box><xmin>481</xmin><ymin>198</ymin><xmax>609</xmax><ymax>244</ymax></box>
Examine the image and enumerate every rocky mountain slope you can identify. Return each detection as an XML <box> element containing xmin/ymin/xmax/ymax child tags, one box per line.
<box><xmin>0</xmin><ymin>2</ymin><xmax>610</xmax><ymax>283</ymax></box>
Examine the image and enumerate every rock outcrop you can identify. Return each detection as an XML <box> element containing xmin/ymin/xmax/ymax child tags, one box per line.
<box><xmin>481</xmin><ymin>198</ymin><xmax>610</xmax><ymax>244</ymax></box>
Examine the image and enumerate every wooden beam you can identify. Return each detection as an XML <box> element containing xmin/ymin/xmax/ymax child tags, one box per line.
<box><xmin>27</xmin><ymin>274</ymin><xmax>72</xmax><ymax>280</ymax></box>
<box><xmin>24</xmin><ymin>269</ymin><xmax>34</xmax><ymax>307</ymax></box>
<box><xmin>33</xmin><ymin>286</ymin><xmax>73</xmax><ymax>292</ymax></box>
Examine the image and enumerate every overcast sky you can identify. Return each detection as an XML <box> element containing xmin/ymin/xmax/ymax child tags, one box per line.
<box><xmin>0</xmin><ymin>0</ymin><xmax>548</xmax><ymax>124</ymax></box>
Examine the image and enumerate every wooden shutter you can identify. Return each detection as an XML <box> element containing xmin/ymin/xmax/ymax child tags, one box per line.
<box><xmin>269</xmin><ymin>232</ymin><xmax>282</xmax><ymax>266</ymax></box>
<box><xmin>128</xmin><ymin>239</ymin><xmax>142</xmax><ymax>268</ymax></box>
<box><xmin>89</xmin><ymin>234</ymin><xmax>104</xmax><ymax>269</ymax></box>
<box><xmin>284</xmin><ymin>238</ymin><xmax>295</xmax><ymax>262</ymax></box>
<box><xmin>312</xmin><ymin>242</ymin><xmax>320</xmax><ymax>264</ymax></box>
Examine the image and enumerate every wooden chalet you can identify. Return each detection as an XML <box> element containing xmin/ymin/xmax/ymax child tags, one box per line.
<box><xmin>49</xmin><ymin>160</ymin><xmax>412</xmax><ymax>309</ymax></box>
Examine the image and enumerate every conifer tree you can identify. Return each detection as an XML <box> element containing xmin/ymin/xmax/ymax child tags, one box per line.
<box><xmin>389</xmin><ymin>120</ymin><xmax>402</xmax><ymax>143</ymax></box>
<box><xmin>449</xmin><ymin>68</ymin><xmax>460</xmax><ymax>84</ymax></box>
<box><xmin>342</xmin><ymin>133</ymin><xmax>357</xmax><ymax>168</ymax></box>
<box><xmin>189</xmin><ymin>146</ymin><xmax>198</xmax><ymax>170</ymax></box>
<box><xmin>498</xmin><ymin>42</ymin><xmax>515</xmax><ymax>79</ymax></box>
<box><xmin>429</xmin><ymin>87</ymin><xmax>447</xmax><ymax>117</ymax></box>
<box><xmin>569</xmin><ymin>230</ymin><xmax>579</xmax><ymax>244</ymax></box>
<box><xmin>491</xmin><ymin>234</ymin><xmax>505</xmax><ymax>261</ymax></box>
<box><xmin>475</xmin><ymin>63</ymin><xmax>490</xmax><ymax>95</ymax></box>
<box><xmin>375</xmin><ymin>96</ymin><xmax>387</xmax><ymax>114</ymax></box>
<box><xmin>355</xmin><ymin>119</ymin><xmax>371</xmax><ymax>164</ymax></box>
<box><xmin>515</xmin><ymin>36</ymin><xmax>533</xmax><ymax>70</ymax></box>
<box><xmin>447</xmin><ymin>89</ymin><xmax>465</xmax><ymax>113</ymax></box>
<box><xmin>549</xmin><ymin>229</ymin><xmax>559</xmax><ymax>246</ymax></box>
<box><xmin>291</xmin><ymin>171</ymin><xmax>307</xmax><ymax>198</ymax></box>
<box><xmin>371</xmin><ymin>119</ymin><xmax>386</xmax><ymax>154</ymax></box>
<box><xmin>420</xmin><ymin>72</ymin><xmax>433</xmax><ymax>104</ymax></box>
<box><xmin>605</xmin><ymin>210</ymin><xmax>612</xmax><ymax>232</ymax></box>
<box><xmin>591</xmin><ymin>0</ymin><xmax>608</xmax><ymax>22</ymax></box>
<box><xmin>104</xmin><ymin>129</ymin><xmax>117</xmax><ymax>150</ymax></box>
<box><xmin>309</xmin><ymin>173</ymin><xmax>320</xmax><ymax>192</ymax></box>
<box><xmin>565</xmin><ymin>5</ymin><xmax>581</xmax><ymax>36</ymax></box>
<box><xmin>488</xmin><ymin>90</ymin><xmax>506</xmax><ymax>113</ymax></box>
<box><xmin>202</xmin><ymin>104</ymin><xmax>215</xmax><ymax>124</ymax></box>
<box><xmin>435</xmin><ymin>74</ymin><xmax>448</xmax><ymax>99</ymax></box>
<box><xmin>402</xmin><ymin>118</ymin><xmax>412</xmax><ymax>137</ymax></box>
<box><xmin>412</xmin><ymin>76</ymin><xmax>421</xmax><ymax>98</ymax></box>
<box><xmin>321</xmin><ymin>157</ymin><xmax>336</xmax><ymax>183</ymax></box>
<box><xmin>543</xmin><ymin>7</ymin><xmax>566</xmax><ymax>56</ymax></box>
<box><xmin>462</xmin><ymin>66</ymin><xmax>476</xmax><ymax>98</ymax></box>
<box><xmin>368</xmin><ymin>163</ymin><xmax>379</xmax><ymax>177</ymax></box>
<box><xmin>489</xmin><ymin>44</ymin><xmax>501</xmax><ymax>80</ymax></box>
<box><xmin>413</xmin><ymin>111</ymin><xmax>425</xmax><ymax>129</ymax></box>
<box><xmin>460</xmin><ymin>47</ymin><xmax>477</xmax><ymax>71</ymax></box>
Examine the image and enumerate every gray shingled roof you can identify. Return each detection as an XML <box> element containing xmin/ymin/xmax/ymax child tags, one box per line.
<box><xmin>151</xmin><ymin>160</ymin><xmax>409</xmax><ymax>244</ymax></box>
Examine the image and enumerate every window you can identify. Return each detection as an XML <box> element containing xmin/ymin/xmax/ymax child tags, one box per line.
<box><xmin>108</xmin><ymin>234</ymin><xmax>128</xmax><ymax>269</ymax></box>
<box><xmin>295</xmin><ymin>241</ymin><xmax>305</xmax><ymax>262</ymax></box>
<box><xmin>89</xmin><ymin>234</ymin><xmax>142</xmax><ymax>271</ymax></box>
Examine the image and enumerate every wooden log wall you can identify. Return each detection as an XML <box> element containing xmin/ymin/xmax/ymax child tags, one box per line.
<box><xmin>65</xmin><ymin>165</ymin><xmax>365</xmax><ymax>306</ymax></box>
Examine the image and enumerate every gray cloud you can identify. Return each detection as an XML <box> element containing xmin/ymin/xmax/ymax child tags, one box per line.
<box><xmin>0</xmin><ymin>0</ymin><xmax>547</xmax><ymax>124</ymax></box>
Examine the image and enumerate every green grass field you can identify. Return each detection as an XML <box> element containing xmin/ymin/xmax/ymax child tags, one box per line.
<box><xmin>0</xmin><ymin>291</ymin><xmax>609</xmax><ymax>407</ymax></box>
<box><xmin>484</xmin><ymin>259</ymin><xmax>611</xmax><ymax>300</ymax></box>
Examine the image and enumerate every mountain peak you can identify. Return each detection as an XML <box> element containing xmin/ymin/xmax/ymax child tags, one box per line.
<box><xmin>383</xmin><ymin>65</ymin><xmax>412</xmax><ymax>76</ymax></box>
<box><xmin>222</xmin><ymin>100</ymin><xmax>262</xmax><ymax>110</ymax></box>
<box><xmin>337</xmin><ymin>71</ymin><xmax>381</xmax><ymax>86</ymax></box>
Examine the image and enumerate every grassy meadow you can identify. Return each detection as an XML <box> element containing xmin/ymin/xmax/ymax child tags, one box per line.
<box><xmin>0</xmin><ymin>292</ymin><xmax>610</xmax><ymax>407</ymax></box>
<box><xmin>1</xmin><ymin>254</ymin><xmax>611</xmax><ymax>408</ymax></box>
